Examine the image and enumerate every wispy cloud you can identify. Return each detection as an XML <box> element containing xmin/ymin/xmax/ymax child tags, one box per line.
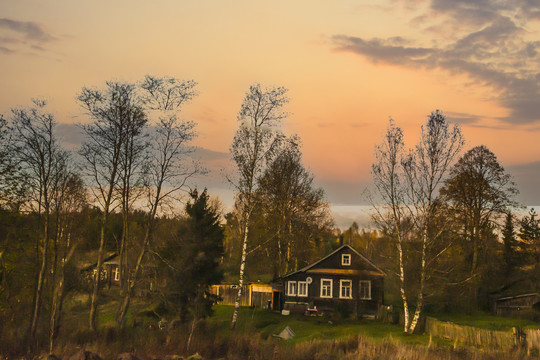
<box><xmin>0</xmin><ymin>18</ymin><xmax>57</xmax><ymax>55</ymax></box>
<box><xmin>332</xmin><ymin>1</ymin><xmax>540</xmax><ymax>125</ymax></box>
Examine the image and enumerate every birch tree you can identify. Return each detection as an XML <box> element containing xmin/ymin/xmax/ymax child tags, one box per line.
<box><xmin>115</xmin><ymin>75</ymin><xmax>198</xmax><ymax>326</ymax></box>
<box><xmin>48</xmin><ymin>171</ymin><xmax>86</xmax><ymax>352</ymax></box>
<box><xmin>371</xmin><ymin>119</ymin><xmax>410</xmax><ymax>333</ymax></box>
<box><xmin>229</xmin><ymin>84</ymin><xmax>288</xmax><ymax>330</ymax></box>
<box><xmin>10</xmin><ymin>100</ymin><xmax>67</xmax><ymax>343</ymax></box>
<box><xmin>371</xmin><ymin>111</ymin><xmax>463</xmax><ymax>334</ymax></box>
<box><xmin>402</xmin><ymin>110</ymin><xmax>463</xmax><ymax>332</ymax></box>
<box><xmin>78</xmin><ymin>82</ymin><xmax>145</xmax><ymax>331</ymax></box>
<box><xmin>256</xmin><ymin>138</ymin><xmax>331</xmax><ymax>276</ymax></box>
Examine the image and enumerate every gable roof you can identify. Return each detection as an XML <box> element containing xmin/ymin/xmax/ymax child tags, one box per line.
<box><xmin>284</xmin><ymin>244</ymin><xmax>385</xmax><ymax>278</ymax></box>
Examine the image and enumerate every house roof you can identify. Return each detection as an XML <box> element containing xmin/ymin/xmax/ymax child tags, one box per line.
<box><xmin>80</xmin><ymin>253</ymin><xmax>119</xmax><ymax>272</ymax></box>
<box><xmin>283</xmin><ymin>244</ymin><xmax>386</xmax><ymax>278</ymax></box>
<box><xmin>496</xmin><ymin>293</ymin><xmax>540</xmax><ymax>302</ymax></box>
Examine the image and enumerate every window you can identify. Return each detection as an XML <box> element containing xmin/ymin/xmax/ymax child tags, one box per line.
<box><xmin>340</xmin><ymin>279</ymin><xmax>352</xmax><ymax>299</ymax></box>
<box><xmin>298</xmin><ymin>281</ymin><xmax>308</xmax><ymax>297</ymax></box>
<box><xmin>359</xmin><ymin>280</ymin><xmax>371</xmax><ymax>299</ymax></box>
<box><xmin>287</xmin><ymin>281</ymin><xmax>297</xmax><ymax>296</ymax></box>
<box><xmin>342</xmin><ymin>254</ymin><xmax>351</xmax><ymax>266</ymax></box>
<box><xmin>320</xmin><ymin>278</ymin><xmax>333</xmax><ymax>298</ymax></box>
<box><xmin>114</xmin><ymin>267</ymin><xmax>120</xmax><ymax>281</ymax></box>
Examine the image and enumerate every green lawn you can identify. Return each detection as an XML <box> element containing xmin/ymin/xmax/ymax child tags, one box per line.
<box><xmin>428</xmin><ymin>311</ymin><xmax>539</xmax><ymax>330</ymax></box>
<box><xmin>210</xmin><ymin>305</ymin><xmax>432</xmax><ymax>346</ymax></box>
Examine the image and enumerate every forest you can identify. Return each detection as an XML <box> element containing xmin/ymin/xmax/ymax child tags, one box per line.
<box><xmin>0</xmin><ymin>77</ymin><xmax>538</xmax><ymax>359</ymax></box>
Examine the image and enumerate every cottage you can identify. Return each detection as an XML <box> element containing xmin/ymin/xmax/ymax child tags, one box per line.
<box><xmin>80</xmin><ymin>253</ymin><xmax>121</xmax><ymax>288</ymax></box>
<box><xmin>281</xmin><ymin>244</ymin><xmax>385</xmax><ymax>317</ymax></box>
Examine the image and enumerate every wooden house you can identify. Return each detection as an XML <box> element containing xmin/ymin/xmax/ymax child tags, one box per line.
<box><xmin>494</xmin><ymin>293</ymin><xmax>540</xmax><ymax>317</ymax></box>
<box><xmin>80</xmin><ymin>253</ymin><xmax>121</xmax><ymax>288</ymax></box>
<box><xmin>281</xmin><ymin>244</ymin><xmax>385</xmax><ymax>317</ymax></box>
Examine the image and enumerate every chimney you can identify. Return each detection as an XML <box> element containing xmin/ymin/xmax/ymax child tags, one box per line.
<box><xmin>339</xmin><ymin>235</ymin><xmax>344</xmax><ymax>246</ymax></box>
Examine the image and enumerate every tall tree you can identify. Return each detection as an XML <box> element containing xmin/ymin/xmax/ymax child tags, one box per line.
<box><xmin>502</xmin><ymin>212</ymin><xmax>519</xmax><ymax>275</ymax></box>
<box><xmin>372</xmin><ymin>111</ymin><xmax>463</xmax><ymax>333</ymax></box>
<box><xmin>440</xmin><ymin>145</ymin><xmax>517</xmax><ymax>308</ymax></box>
<box><xmin>115</xmin><ymin>75</ymin><xmax>198</xmax><ymax>326</ymax></box>
<box><xmin>78</xmin><ymin>82</ymin><xmax>145</xmax><ymax>331</ymax></box>
<box><xmin>371</xmin><ymin>119</ymin><xmax>411</xmax><ymax>333</ymax></box>
<box><xmin>48</xmin><ymin>171</ymin><xmax>86</xmax><ymax>352</ymax></box>
<box><xmin>256</xmin><ymin>138</ymin><xmax>331</xmax><ymax>276</ymax></box>
<box><xmin>158</xmin><ymin>189</ymin><xmax>224</xmax><ymax>350</ymax></box>
<box><xmin>10</xmin><ymin>100</ymin><xmax>69</xmax><ymax>342</ymax></box>
<box><xmin>229</xmin><ymin>84</ymin><xmax>288</xmax><ymax>329</ymax></box>
<box><xmin>402</xmin><ymin>110</ymin><xmax>463</xmax><ymax>332</ymax></box>
<box><xmin>519</xmin><ymin>208</ymin><xmax>540</xmax><ymax>291</ymax></box>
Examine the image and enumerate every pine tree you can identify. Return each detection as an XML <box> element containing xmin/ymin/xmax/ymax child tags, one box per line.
<box><xmin>159</xmin><ymin>189</ymin><xmax>224</xmax><ymax>321</ymax></box>
<box><xmin>502</xmin><ymin>212</ymin><xmax>519</xmax><ymax>274</ymax></box>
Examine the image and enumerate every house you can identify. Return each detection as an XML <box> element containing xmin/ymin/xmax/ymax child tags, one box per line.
<box><xmin>210</xmin><ymin>283</ymin><xmax>273</xmax><ymax>308</ymax></box>
<box><xmin>80</xmin><ymin>253</ymin><xmax>121</xmax><ymax>288</ymax></box>
<box><xmin>494</xmin><ymin>293</ymin><xmax>540</xmax><ymax>317</ymax></box>
<box><xmin>281</xmin><ymin>244</ymin><xmax>385</xmax><ymax>317</ymax></box>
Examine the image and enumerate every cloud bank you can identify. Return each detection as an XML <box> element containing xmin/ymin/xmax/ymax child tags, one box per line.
<box><xmin>333</xmin><ymin>0</ymin><xmax>540</xmax><ymax>125</ymax></box>
<box><xmin>0</xmin><ymin>18</ymin><xmax>56</xmax><ymax>54</ymax></box>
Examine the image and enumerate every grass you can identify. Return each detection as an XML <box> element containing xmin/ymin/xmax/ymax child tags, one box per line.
<box><xmin>210</xmin><ymin>305</ymin><xmax>434</xmax><ymax>346</ymax></box>
<box><xmin>428</xmin><ymin>311</ymin><xmax>539</xmax><ymax>330</ymax></box>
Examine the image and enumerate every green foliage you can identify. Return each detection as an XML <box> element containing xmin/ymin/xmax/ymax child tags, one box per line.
<box><xmin>158</xmin><ymin>189</ymin><xmax>224</xmax><ymax>321</ymax></box>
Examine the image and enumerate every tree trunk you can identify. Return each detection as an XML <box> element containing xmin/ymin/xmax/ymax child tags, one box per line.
<box><xmin>89</xmin><ymin>211</ymin><xmax>108</xmax><ymax>331</ymax></box>
<box><xmin>397</xmin><ymin>236</ymin><xmax>410</xmax><ymax>333</ymax></box>
<box><xmin>116</xmin><ymin>226</ymin><xmax>151</xmax><ymax>326</ymax></box>
<box><xmin>30</xmin><ymin>208</ymin><xmax>50</xmax><ymax>341</ymax></box>
<box><xmin>231</xmin><ymin>215</ymin><xmax>249</xmax><ymax>330</ymax></box>
<box><xmin>408</xmin><ymin>224</ymin><xmax>428</xmax><ymax>334</ymax></box>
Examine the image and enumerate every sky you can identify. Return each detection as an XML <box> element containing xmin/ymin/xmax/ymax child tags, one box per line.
<box><xmin>1</xmin><ymin>1</ymin><xmax>540</xmax><ymax>228</ymax></box>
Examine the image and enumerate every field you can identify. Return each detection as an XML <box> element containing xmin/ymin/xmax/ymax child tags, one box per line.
<box><xmin>21</xmin><ymin>295</ymin><xmax>536</xmax><ymax>360</ymax></box>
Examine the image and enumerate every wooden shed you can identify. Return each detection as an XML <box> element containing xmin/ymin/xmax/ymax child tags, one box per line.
<box><xmin>494</xmin><ymin>293</ymin><xmax>540</xmax><ymax>317</ymax></box>
<box><xmin>210</xmin><ymin>283</ymin><xmax>273</xmax><ymax>308</ymax></box>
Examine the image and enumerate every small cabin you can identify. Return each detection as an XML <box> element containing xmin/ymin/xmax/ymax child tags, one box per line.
<box><xmin>281</xmin><ymin>244</ymin><xmax>385</xmax><ymax>317</ymax></box>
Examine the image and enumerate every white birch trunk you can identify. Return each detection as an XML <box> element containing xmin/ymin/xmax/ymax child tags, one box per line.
<box><xmin>231</xmin><ymin>217</ymin><xmax>249</xmax><ymax>329</ymax></box>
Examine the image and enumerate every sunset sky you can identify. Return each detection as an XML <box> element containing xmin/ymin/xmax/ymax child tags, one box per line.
<box><xmin>1</xmin><ymin>1</ymin><xmax>539</xmax><ymax>227</ymax></box>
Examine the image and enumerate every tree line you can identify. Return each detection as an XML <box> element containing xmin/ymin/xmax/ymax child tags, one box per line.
<box><xmin>0</xmin><ymin>80</ymin><xmax>333</xmax><ymax>353</ymax></box>
<box><xmin>0</xmin><ymin>78</ymin><xmax>538</xmax><ymax>355</ymax></box>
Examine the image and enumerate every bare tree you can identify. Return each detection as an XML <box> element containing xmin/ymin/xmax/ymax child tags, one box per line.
<box><xmin>10</xmin><ymin>100</ymin><xmax>67</xmax><ymax>342</ymax></box>
<box><xmin>78</xmin><ymin>82</ymin><xmax>145</xmax><ymax>331</ymax></box>
<box><xmin>371</xmin><ymin>119</ymin><xmax>410</xmax><ymax>333</ymax></box>
<box><xmin>49</xmin><ymin>170</ymin><xmax>86</xmax><ymax>352</ymax></box>
<box><xmin>402</xmin><ymin>110</ymin><xmax>463</xmax><ymax>333</ymax></box>
<box><xmin>256</xmin><ymin>137</ymin><xmax>331</xmax><ymax>276</ymax></box>
<box><xmin>371</xmin><ymin>111</ymin><xmax>463</xmax><ymax>334</ymax></box>
<box><xmin>115</xmin><ymin>75</ymin><xmax>198</xmax><ymax>326</ymax></box>
<box><xmin>229</xmin><ymin>84</ymin><xmax>288</xmax><ymax>330</ymax></box>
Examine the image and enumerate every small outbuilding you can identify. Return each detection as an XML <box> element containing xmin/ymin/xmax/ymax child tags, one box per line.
<box><xmin>494</xmin><ymin>293</ymin><xmax>540</xmax><ymax>317</ymax></box>
<box><xmin>281</xmin><ymin>244</ymin><xmax>385</xmax><ymax>317</ymax></box>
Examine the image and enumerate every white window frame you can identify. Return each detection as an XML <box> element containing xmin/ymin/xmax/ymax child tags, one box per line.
<box><xmin>114</xmin><ymin>267</ymin><xmax>120</xmax><ymax>281</ymax></box>
<box><xmin>298</xmin><ymin>281</ymin><xmax>308</xmax><ymax>297</ymax></box>
<box><xmin>320</xmin><ymin>278</ymin><xmax>333</xmax><ymax>298</ymax></box>
<box><xmin>359</xmin><ymin>280</ymin><xmax>372</xmax><ymax>300</ymax></box>
<box><xmin>339</xmin><ymin>279</ymin><xmax>353</xmax><ymax>299</ymax></box>
<box><xmin>287</xmin><ymin>281</ymin><xmax>297</xmax><ymax>296</ymax></box>
<box><xmin>342</xmin><ymin>254</ymin><xmax>351</xmax><ymax>266</ymax></box>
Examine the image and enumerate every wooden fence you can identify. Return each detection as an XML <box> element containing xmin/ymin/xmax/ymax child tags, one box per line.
<box><xmin>425</xmin><ymin>317</ymin><xmax>540</xmax><ymax>351</ymax></box>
